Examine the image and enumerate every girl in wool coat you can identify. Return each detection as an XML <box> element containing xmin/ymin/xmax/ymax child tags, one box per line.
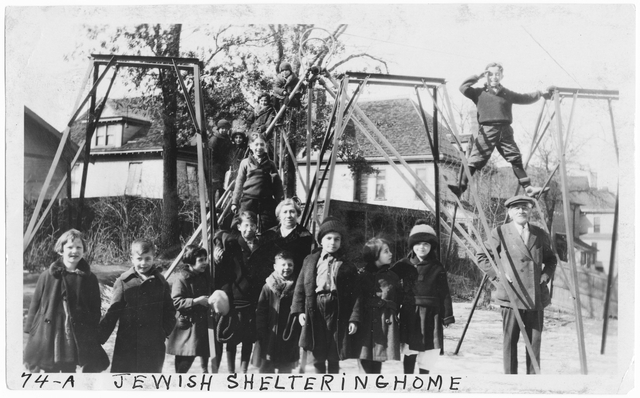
<box><xmin>354</xmin><ymin>238</ymin><xmax>403</xmax><ymax>373</ymax></box>
<box><xmin>231</xmin><ymin>132</ymin><xmax>284</xmax><ymax>232</ymax></box>
<box><xmin>24</xmin><ymin>229</ymin><xmax>109</xmax><ymax>373</ymax></box>
<box><xmin>392</xmin><ymin>220</ymin><xmax>455</xmax><ymax>374</ymax></box>
<box><xmin>166</xmin><ymin>245</ymin><xmax>212</xmax><ymax>373</ymax></box>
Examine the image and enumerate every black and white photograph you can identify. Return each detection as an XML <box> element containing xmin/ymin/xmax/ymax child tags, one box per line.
<box><xmin>5</xmin><ymin>2</ymin><xmax>636</xmax><ymax>394</ymax></box>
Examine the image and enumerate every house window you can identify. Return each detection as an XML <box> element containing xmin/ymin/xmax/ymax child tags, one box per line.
<box><xmin>125</xmin><ymin>162</ymin><xmax>143</xmax><ymax>196</ymax></box>
<box><xmin>186</xmin><ymin>164</ymin><xmax>198</xmax><ymax>197</ymax></box>
<box><xmin>592</xmin><ymin>242</ymin><xmax>597</xmax><ymax>262</ymax></box>
<box><xmin>315</xmin><ymin>168</ymin><xmax>328</xmax><ymax>202</ymax></box>
<box><xmin>94</xmin><ymin>124</ymin><xmax>117</xmax><ymax>147</ymax></box>
<box><xmin>415</xmin><ymin>166</ymin><xmax>428</xmax><ymax>200</ymax></box>
<box><xmin>106</xmin><ymin>125</ymin><xmax>116</xmax><ymax>146</ymax></box>
<box><xmin>375</xmin><ymin>169</ymin><xmax>386</xmax><ymax>201</ymax></box>
<box><xmin>593</xmin><ymin>216</ymin><xmax>601</xmax><ymax>233</ymax></box>
<box><xmin>94</xmin><ymin>126</ymin><xmax>106</xmax><ymax>147</ymax></box>
<box><xmin>353</xmin><ymin>170</ymin><xmax>368</xmax><ymax>203</ymax></box>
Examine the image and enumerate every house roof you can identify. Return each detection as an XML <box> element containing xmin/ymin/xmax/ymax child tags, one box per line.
<box><xmin>69</xmin><ymin>97</ymin><xmax>164</xmax><ymax>151</ymax></box>
<box><xmin>569</xmin><ymin>188</ymin><xmax>615</xmax><ymax>210</ymax></box>
<box><xmin>555</xmin><ymin>232</ymin><xmax>598</xmax><ymax>253</ymax></box>
<box><xmin>345</xmin><ymin>98</ymin><xmax>459</xmax><ymax>161</ymax></box>
<box><xmin>25</xmin><ymin>106</ymin><xmax>80</xmax><ymax>161</ymax></box>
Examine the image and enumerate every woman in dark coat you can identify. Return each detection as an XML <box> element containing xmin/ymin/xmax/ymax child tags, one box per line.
<box><xmin>259</xmin><ymin>198</ymin><xmax>314</xmax><ymax>279</ymax></box>
<box><xmin>24</xmin><ymin>229</ymin><xmax>109</xmax><ymax>373</ymax></box>
<box><xmin>353</xmin><ymin>238</ymin><xmax>403</xmax><ymax>373</ymax></box>
<box><xmin>392</xmin><ymin>220</ymin><xmax>455</xmax><ymax>374</ymax></box>
<box><xmin>166</xmin><ymin>245</ymin><xmax>212</xmax><ymax>373</ymax></box>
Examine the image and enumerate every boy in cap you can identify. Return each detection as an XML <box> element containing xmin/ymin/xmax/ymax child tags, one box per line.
<box><xmin>476</xmin><ymin>195</ymin><xmax>557</xmax><ymax>374</ymax></box>
<box><xmin>289</xmin><ymin>216</ymin><xmax>361</xmax><ymax>374</ymax></box>
<box><xmin>449</xmin><ymin>63</ymin><xmax>553</xmax><ymax>199</ymax></box>
<box><xmin>209</xmin><ymin>119</ymin><xmax>234</xmax><ymax>201</ymax></box>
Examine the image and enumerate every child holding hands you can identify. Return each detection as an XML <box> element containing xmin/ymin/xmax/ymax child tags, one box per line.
<box><xmin>166</xmin><ymin>245</ymin><xmax>212</xmax><ymax>373</ymax></box>
<box><xmin>24</xmin><ymin>229</ymin><xmax>109</xmax><ymax>373</ymax></box>
<box><xmin>99</xmin><ymin>239</ymin><xmax>176</xmax><ymax>373</ymax></box>
<box><xmin>253</xmin><ymin>251</ymin><xmax>300</xmax><ymax>373</ymax></box>
<box><xmin>353</xmin><ymin>238</ymin><xmax>403</xmax><ymax>373</ymax></box>
<box><xmin>392</xmin><ymin>220</ymin><xmax>455</xmax><ymax>374</ymax></box>
<box><xmin>290</xmin><ymin>217</ymin><xmax>361</xmax><ymax>374</ymax></box>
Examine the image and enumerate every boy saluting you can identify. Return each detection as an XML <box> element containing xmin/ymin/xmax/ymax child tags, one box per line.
<box><xmin>449</xmin><ymin>62</ymin><xmax>553</xmax><ymax>198</ymax></box>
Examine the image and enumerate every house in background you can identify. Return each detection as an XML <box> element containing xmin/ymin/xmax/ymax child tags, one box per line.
<box><xmin>552</xmin><ymin>176</ymin><xmax>616</xmax><ymax>274</ymax></box>
<box><xmin>295</xmin><ymin>97</ymin><xmax>467</xmax><ymax>215</ymax></box>
<box><xmin>24</xmin><ymin>106</ymin><xmax>79</xmax><ymax>202</ymax></box>
<box><xmin>554</xmin><ymin>176</ymin><xmax>616</xmax><ymax>273</ymax></box>
<box><xmin>69</xmin><ymin>98</ymin><xmax>199</xmax><ymax>199</ymax></box>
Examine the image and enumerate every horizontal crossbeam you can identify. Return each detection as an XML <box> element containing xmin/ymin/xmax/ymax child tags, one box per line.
<box><xmin>344</xmin><ymin>71</ymin><xmax>446</xmax><ymax>86</ymax></box>
<box><xmin>347</xmin><ymin>79</ymin><xmax>439</xmax><ymax>88</ymax></box>
<box><xmin>554</xmin><ymin>87</ymin><xmax>619</xmax><ymax>100</ymax></box>
<box><xmin>92</xmin><ymin>54</ymin><xmax>201</xmax><ymax>65</ymax></box>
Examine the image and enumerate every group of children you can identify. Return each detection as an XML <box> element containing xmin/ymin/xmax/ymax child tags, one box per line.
<box><xmin>25</xmin><ymin>61</ymin><xmax>559</xmax><ymax>375</ymax></box>
<box><xmin>24</xmin><ymin>214</ymin><xmax>454</xmax><ymax>375</ymax></box>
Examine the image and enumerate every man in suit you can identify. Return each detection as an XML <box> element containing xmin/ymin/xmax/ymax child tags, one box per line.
<box><xmin>477</xmin><ymin>195</ymin><xmax>557</xmax><ymax>374</ymax></box>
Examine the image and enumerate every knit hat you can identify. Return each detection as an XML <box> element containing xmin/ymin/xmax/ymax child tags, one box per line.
<box><xmin>408</xmin><ymin>219</ymin><xmax>438</xmax><ymax>248</ymax></box>
<box><xmin>279</xmin><ymin>62</ymin><xmax>292</xmax><ymax>72</ymax></box>
<box><xmin>317</xmin><ymin>216</ymin><xmax>346</xmax><ymax>242</ymax></box>
<box><xmin>258</xmin><ymin>92</ymin><xmax>270</xmax><ymax>102</ymax></box>
<box><xmin>217</xmin><ymin>119</ymin><xmax>231</xmax><ymax>129</ymax></box>
<box><xmin>231</xmin><ymin>131</ymin><xmax>246</xmax><ymax>140</ymax></box>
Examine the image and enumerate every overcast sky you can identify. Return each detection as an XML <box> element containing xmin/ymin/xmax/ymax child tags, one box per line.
<box><xmin>6</xmin><ymin>3</ymin><xmax>635</xmax><ymax>191</ymax></box>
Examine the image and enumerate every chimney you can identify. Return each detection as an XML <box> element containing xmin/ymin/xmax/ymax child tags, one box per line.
<box><xmin>589</xmin><ymin>171</ymin><xmax>597</xmax><ymax>189</ymax></box>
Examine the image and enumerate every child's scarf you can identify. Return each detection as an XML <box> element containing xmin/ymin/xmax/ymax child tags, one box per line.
<box><xmin>265</xmin><ymin>271</ymin><xmax>295</xmax><ymax>298</ymax></box>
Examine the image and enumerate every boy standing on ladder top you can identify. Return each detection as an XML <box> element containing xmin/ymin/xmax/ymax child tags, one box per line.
<box><xmin>449</xmin><ymin>62</ymin><xmax>553</xmax><ymax>198</ymax></box>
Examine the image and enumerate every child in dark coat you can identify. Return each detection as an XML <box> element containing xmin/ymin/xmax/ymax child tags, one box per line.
<box><xmin>225</xmin><ymin>131</ymin><xmax>248</xmax><ymax>189</ymax></box>
<box><xmin>272</xmin><ymin>62</ymin><xmax>303</xmax><ymax>110</ymax></box>
<box><xmin>449</xmin><ymin>62</ymin><xmax>552</xmax><ymax>198</ymax></box>
<box><xmin>290</xmin><ymin>216</ymin><xmax>361</xmax><ymax>374</ymax></box>
<box><xmin>166</xmin><ymin>245</ymin><xmax>212</xmax><ymax>373</ymax></box>
<box><xmin>99</xmin><ymin>239</ymin><xmax>176</xmax><ymax>373</ymax></box>
<box><xmin>24</xmin><ymin>229</ymin><xmax>109</xmax><ymax>373</ymax></box>
<box><xmin>214</xmin><ymin>211</ymin><xmax>263</xmax><ymax>373</ymax></box>
<box><xmin>354</xmin><ymin>238</ymin><xmax>403</xmax><ymax>373</ymax></box>
<box><xmin>252</xmin><ymin>251</ymin><xmax>300</xmax><ymax>373</ymax></box>
<box><xmin>392</xmin><ymin>220</ymin><xmax>455</xmax><ymax>374</ymax></box>
<box><xmin>231</xmin><ymin>132</ymin><xmax>284</xmax><ymax>232</ymax></box>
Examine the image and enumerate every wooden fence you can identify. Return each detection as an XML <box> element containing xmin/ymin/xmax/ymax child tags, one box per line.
<box><xmin>550</xmin><ymin>262</ymin><xmax>618</xmax><ymax>319</ymax></box>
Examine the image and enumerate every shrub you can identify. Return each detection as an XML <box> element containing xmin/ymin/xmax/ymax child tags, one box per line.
<box><xmin>24</xmin><ymin>195</ymin><xmax>200</xmax><ymax>268</ymax></box>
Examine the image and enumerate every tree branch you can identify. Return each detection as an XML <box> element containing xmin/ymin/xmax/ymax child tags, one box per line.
<box><xmin>327</xmin><ymin>53</ymin><xmax>389</xmax><ymax>73</ymax></box>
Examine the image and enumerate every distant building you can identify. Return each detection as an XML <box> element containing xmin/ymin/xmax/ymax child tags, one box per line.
<box><xmin>68</xmin><ymin>98</ymin><xmax>199</xmax><ymax>199</ymax></box>
<box><xmin>295</xmin><ymin>97</ymin><xmax>467</xmax><ymax>217</ymax></box>
<box><xmin>24</xmin><ymin>106</ymin><xmax>79</xmax><ymax>202</ymax></box>
<box><xmin>552</xmin><ymin>176</ymin><xmax>616</xmax><ymax>274</ymax></box>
